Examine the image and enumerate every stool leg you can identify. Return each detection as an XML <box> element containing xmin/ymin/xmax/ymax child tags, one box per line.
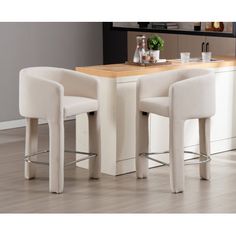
<box><xmin>25</xmin><ymin>118</ymin><xmax>38</xmax><ymax>179</ymax></box>
<box><xmin>88</xmin><ymin>112</ymin><xmax>101</xmax><ymax>179</ymax></box>
<box><xmin>199</xmin><ymin>118</ymin><xmax>211</xmax><ymax>180</ymax></box>
<box><xmin>169</xmin><ymin>119</ymin><xmax>184</xmax><ymax>193</ymax></box>
<box><xmin>136</xmin><ymin>112</ymin><xmax>149</xmax><ymax>179</ymax></box>
<box><xmin>48</xmin><ymin>120</ymin><xmax>64</xmax><ymax>193</ymax></box>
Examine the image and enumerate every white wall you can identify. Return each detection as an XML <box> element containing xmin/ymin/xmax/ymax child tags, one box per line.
<box><xmin>0</xmin><ymin>22</ymin><xmax>103</xmax><ymax>122</ymax></box>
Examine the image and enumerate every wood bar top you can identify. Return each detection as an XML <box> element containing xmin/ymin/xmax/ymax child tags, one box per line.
<box><xmin>76</xmin><ymin>56</ymin><xmax>236</xmax><ymax>78</ymax></box>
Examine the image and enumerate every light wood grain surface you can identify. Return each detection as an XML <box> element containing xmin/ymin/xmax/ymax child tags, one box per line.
<box><xmin>76</xmin><ymin>56</ymin><xmax>236</xmax><ymax>78</ymax></box>
<box><xmin>1</xmin><ymin>121</ymin><xmax>236</xmax><ymax>213</ymax></box>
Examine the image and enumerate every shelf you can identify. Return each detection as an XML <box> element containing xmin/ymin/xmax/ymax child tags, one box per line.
<box><xmin>111</xmin><ymin>23</ymin><xmax>236</xmax><ymax>38</ymax></box>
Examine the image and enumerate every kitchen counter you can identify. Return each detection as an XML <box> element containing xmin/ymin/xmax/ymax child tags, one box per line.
<box><xmin>76</xmin><ymin>56</ymin><xmax>236</xmax><ymax>78</ymax></box>
<box><xmin>75</xmin><ymin>56</ymin><xmax>236</xmax><ymax>175</ymax></box>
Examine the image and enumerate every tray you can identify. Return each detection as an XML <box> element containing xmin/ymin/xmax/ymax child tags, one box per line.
<box><xmin>125</xmin><ymin>61</ymin><xmax>172</xmax><ymax>67</ymax></box>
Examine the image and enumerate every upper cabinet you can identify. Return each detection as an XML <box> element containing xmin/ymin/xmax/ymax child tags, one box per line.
<box><xmin>113</xmin><ymin>22</ymin><xmax>236</xmax><ymax>38</ymax></box>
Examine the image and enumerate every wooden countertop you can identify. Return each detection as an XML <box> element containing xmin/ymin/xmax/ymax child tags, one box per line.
<box><xmin>76</xmin><ymin>56</ymin><xmax>236</xmax><ymax>78</ymax></box>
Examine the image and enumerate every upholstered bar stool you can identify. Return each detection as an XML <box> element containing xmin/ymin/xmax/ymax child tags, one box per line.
<box><xmin>19</xmin><ymin>67</ymin><xmax>101</xmax><ymax>193</ymax></box>
<box><xmin>136</xmin><ymin>68</ymin><xmax>215</xmax><ymax>193</ymax></box>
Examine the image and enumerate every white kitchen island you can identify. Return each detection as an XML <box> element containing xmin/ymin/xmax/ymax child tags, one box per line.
<box><xmin>75</xmin><ymin>57</ymin><xmax>236</xmax><ymax>175</ymax></box>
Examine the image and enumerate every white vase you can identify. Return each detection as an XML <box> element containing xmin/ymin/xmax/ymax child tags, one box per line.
<box><xmin>151</xmin><ymin>50</ymin><xmax>160</xmax><ymax>61</ymax></box>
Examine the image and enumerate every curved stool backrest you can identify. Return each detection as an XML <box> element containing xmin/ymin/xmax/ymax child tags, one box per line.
<box><xmin>138</xmin><ymin>68</ymin><xmax>213</xmax><ymax>96</ymax></box>
<box><xmin>138</xmin><ymin>68</ymin><xmax>215</xmax><ymax>120</ymax></box>
<box><xmin>19</xmin><ymin>67</ymin><xmax>98</xmax><ymax>120</ymax></box>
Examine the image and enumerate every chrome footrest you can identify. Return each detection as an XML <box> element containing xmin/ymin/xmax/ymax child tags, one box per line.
<box><xmin>140</xmin><ymin>150</ymin><xmax>211</xmax><ymax>166</ymax></box>
<box><xmin>24</xmin><ymin>150</ymin><xmax>97</xmax><ymax>167</ymax></box>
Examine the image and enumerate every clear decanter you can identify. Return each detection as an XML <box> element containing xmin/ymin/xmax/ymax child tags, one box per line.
<box><xmin>133</xmin><ymin>35</ymin><xmax>146</xmax><ymax>63</ymax></box>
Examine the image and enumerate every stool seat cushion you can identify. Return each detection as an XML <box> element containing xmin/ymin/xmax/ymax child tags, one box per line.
<box><xmin>63</xmin><ymin>96</ymin><xmax>98</xmax><ymax>117</ymax></box>
<box><xmin>139</xmin><ymin>97</ymin><xmax>169</xmax><ymax>117</ymax></box>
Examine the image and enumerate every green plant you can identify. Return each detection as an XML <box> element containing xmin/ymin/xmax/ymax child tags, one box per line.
<box><xmin>147</xmin><ymin>35</ymin><xmax>164</xmax><ymax>51</ymax></box>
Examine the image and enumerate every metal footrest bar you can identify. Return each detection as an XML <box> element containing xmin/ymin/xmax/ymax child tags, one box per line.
<box><xmin>65</xmin><ymin>150</ymin><xmax>97</xmax><ymax>156</ymax></box>
<box><xmin>24</xmin><ymin>150</ymin><xmax>97</xmax><ymax>167</ymax></box>
<box><xmin>24</xmin><ymin>158</ymin><xmax>50</xmax><ymax>166</ymax></box>
<box><xmin>144</xmin><ymin>155</ymin><xmax>169</xmax><ymax>166</ymax></box>
<box><xmin>140</xmin><ymin>150</ymin><xmax>211</xmax><ymax>166</ymax></box>
<box><xmin>183</xmin><ymin>151</ymin><xmax>211</xmax><ymax>165</ymax></box>
<box><xmin>25</xmin><ymin>150</ymin><xmax>49</xmax><ymax>158</ymax></box>
<box><xmin>64</xmin><ymin>154</ymin><xmax>97</xmax><ymax>167</ymax></box>
<box><xmin>24</xmin><ymin>150</ymin><xmax>50</xmax><ymax>166</ymax></box>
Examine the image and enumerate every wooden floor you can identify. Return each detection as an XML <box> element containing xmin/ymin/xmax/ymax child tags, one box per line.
<box><xmin>1</xmin><ymin>120</ymin><xmax>236</xmax><ymax>213</ymax></box>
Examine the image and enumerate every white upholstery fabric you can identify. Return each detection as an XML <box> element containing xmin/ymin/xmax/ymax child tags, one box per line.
<box><xmin>63</xmin><ymin>96</ymin><xmax>98</xmax><ymax>117</ymax></box>
<box><xmin>138</xmin><ymin>69</ymin><xmax>215</xmax><ymax>120</ymax></box>
<box><xmin>139</xmin><ymin>97</ymin><xmax>169</xmax><ymax>117</ymax></box>
<box><xmin>136</xmin><ymin>68</ymin><xmax>215</xmax><ymax>193</ymax></box>
<box><xmin>19</xmin><ymin>67</ymin><xmax>101</xmax><ymax>193</ymax></box>
<box><xmin>19</xmin><ymin>67</ymin><xmax>98</xmax><ymax>121</ymax></box>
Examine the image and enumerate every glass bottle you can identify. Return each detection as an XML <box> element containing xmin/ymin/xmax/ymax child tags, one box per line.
<box><xmin>133</xmin><ymin>35</ymin><xmax>146</xmax><ymax>63</ymax></box>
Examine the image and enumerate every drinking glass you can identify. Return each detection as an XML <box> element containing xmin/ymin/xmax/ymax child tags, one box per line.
<box><xmin>180</xmin><ymin>52</ymin><xmax>190</xmax><ymax>63</ymax></box>
<box><xmin>202</xmin><ymin>52</ymin><xmax>212</xmax><ymax>62</ymax></box>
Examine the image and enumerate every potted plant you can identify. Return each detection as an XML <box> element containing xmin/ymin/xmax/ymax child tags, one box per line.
<box><xmin>147</xmin><ymin>35</ymin><xmax>164</xmax><ymax>61</ymax></box>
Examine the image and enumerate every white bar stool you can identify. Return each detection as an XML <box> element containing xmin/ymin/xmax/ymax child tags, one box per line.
<box><xmin>136</xmin><ymin>69</ymin><xmax>215</xmax><ymax>193</ymax></box>
<box><xmin>19</xmin><ymin>67</ymin><xmax>101</xmax><ymax>193</ymax></box>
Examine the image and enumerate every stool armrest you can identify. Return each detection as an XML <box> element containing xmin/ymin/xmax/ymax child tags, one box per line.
<box><xmin>169</xmin><ymin>72</ymin><xmax>215</xmax><ymax>120</ymax></box>
<box><xmin>19</xmin><ymin>73</ymin><xmax>64</xmax><ymax>121</ymax></box>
